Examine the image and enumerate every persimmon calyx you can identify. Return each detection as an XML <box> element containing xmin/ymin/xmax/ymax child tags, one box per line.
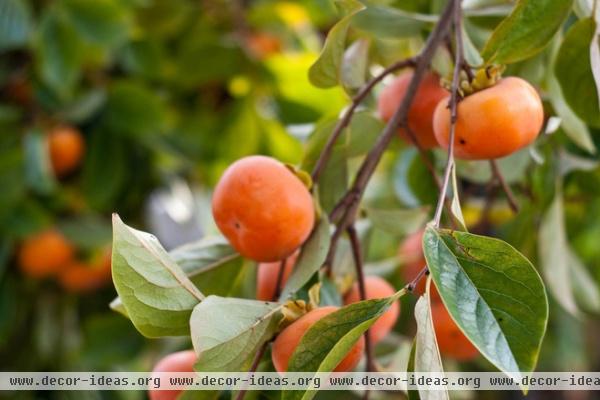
<box><xmin>441</xmin><ymin>64</ymin><xmax>505</xmax><ymax>97</ymax></box>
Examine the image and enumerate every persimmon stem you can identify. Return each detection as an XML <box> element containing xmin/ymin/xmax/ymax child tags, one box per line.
<box><xmin>489</xmin><ymin>159</ymin><xmax>519</xmax><ymax>213</ymax></box>
<box><xmin>311</xmin><ymin>57</ymin><xmax>418</xmax><ymax>183</ymax></box>
<box><xmin>347</xmin><ymin>224</ymin><xmax>375</xmax><ymax>379</ymax></box>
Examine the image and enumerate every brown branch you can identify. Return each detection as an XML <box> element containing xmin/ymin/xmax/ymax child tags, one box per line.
<box><xmin>273</xmin><ymin>258</ymin><xmax>288</xmax><ymax>299</ymax></box>
<box><xmin>234</xmin><ymin>342</ymin><xmax>268</xmax><ymax>400</ymax></box>
<box><xmin>327</xmin><ymin>0</ymin><xmax>457</xmax><ymax>252</ymax></box>
<box><xmin>311</xmin><ymin>57</ymin><xmax>418</xmax><ymax>183</ymax></box>
<box><xmin>346</xmin><ymin>225</ymin><xmax>375</xmax><ymax>381</ymax></box>
<box><xmin>236</xmin><ymin>258</ymin><xmax>288</xmax><ymax>400</ymax></box>
<box><xmin>489</xmin><ymin>159</ymin><xmax>519</xmax><ymax>213</ymax></box>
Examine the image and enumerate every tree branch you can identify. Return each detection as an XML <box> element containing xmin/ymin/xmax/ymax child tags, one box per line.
<box><xmin>326</xmin><ymin>0</ymin><xmax>457</xmax><ymax>258</ymax></box>
<box><xmin>489</xmin><ymin>159</ymin><xmax>519</xmax><ymax>213</ymax></box>
<box><xmin>346</xmin><ymin>225</ymin><xmax>375</xmax><ymax>380</ymax></box>
<box><xmin>311</xmin><ymin>57</ymin><xmax>418</xmax><ymax>183</ymax></box>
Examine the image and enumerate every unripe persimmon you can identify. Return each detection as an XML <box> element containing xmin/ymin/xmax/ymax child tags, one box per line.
<box><xmin>431</xmin><ymin>301</ymin><xmax>479</xmax><ymax>361</ymax></box>
<box><xmin>398</xmin><ymin>230</ymin><xmax>440</xmax><ymax>300</ymax></box>
<box><xmin>344</xmin><ymin>276</ymin><xmax>400</xmax><ymax>343</ymax></box>
<box><xmin>58</xmin><ymin>249</ymin><xmax>112</xmax><ymax>292</ymax></box>
<box><xmin>272</xmin><ymin>306</ymin><xmax>364</xmax><ymax>373</ymax></box>
<box><xmin>378</xmin><ymin>71</ymin><xmax>448</xmax><ymax>149</ymax></box>
<box><xmin>212</xmin><ymin>156</ymin><xmax>314</xmax><ymax>262</ymax></box>
<box><xmin>48</xmin><ymin>126</ymin><xmax>85</xmax><ymax>177</ymax></box>
<box><xmin>149</xmin><ymin>350</ymin><xmax>196</xmax><ymax>400</ymax></box>
<box><xmin>256</xmin><ymin>251</ymin><xmax>299</xmax><ymax>301</ymax></box>
<box><xmin>433</xmin><ymin>77</ymin><xmax>543</xmax><ymax>160</ymax></box>
<box><xmin>18</xmin><ymin>229</ymin><xmax>74</xmax><ymax>278</ymax></box>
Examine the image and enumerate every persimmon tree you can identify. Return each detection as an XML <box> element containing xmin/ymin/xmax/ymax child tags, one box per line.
<box><xmin>109</xmin><ymin>0</ymin><xmax>600</xmax><ymax>399</ymax></box>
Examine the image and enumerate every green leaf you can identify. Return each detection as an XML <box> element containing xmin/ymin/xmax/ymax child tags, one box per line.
<box><xmin>394</xmin><ymin>148</ymin><xmax>438</xmax><ymax>207</ymax></box>
<box><xmin>341</xmin><ymin>39</ymin><xmax>370</xmax><ymax>90</ymax></box>
<box><xmin>111</xmin><ymin>214</ymin><xmax>203</xmax><ymax>337</ymax></box>
<box><xmin>414</xmin><ymin>293</ymin><xmax>448</xmax><ymax>400</ymax></box>
<box><xmin>170</xmin><ymin>236</ymin><xmax>244</xmax><ymax>297</ymax></box>
<box><xmin>555</xmin><ymin>18</ymin><xmax>600</xmax><ymax>127</ymax></box>
<box><xmin>283</xmin><ymin>299</ymin><xmax>395</xmax><ymax>400</ymax></box>
<box><xmin>456</xmin><ymin>148</ymin><xmax>531</xmax><ymax>184</ymax></box>
<box><xmin>280</xmin><ymin>217</ymin><xmax>331</xmax><ymax>300</ymax></box>
<box><xmin>58</xmin><ymin>214</ymin><xmax>112</xmax><ymax>250</ymax></box>
<box><xmin>481</xmin><ymin>0</ymin><xmax>573</xmax><ymax>64</ymax></box>
<box><xmin>569</xmin><ymin>249</ymin><xmax>600</xmax><ymax>314</ymax></box>
<box><xmin>365</xmin><ymin>207</ymin><xmax>429</xmax><ymax>236</ymax></box>
<box><xmin>62</xmin><ymin>0</ymin><xmax>130</xmax><ymax>46</ymax></box>
<box><xmin>406</xmin><ymin>342</ymin><xmax>420</xmax><ymax>400</ymax></box>
<box><xmin>105</xmin><ymin>80</ymin><xmax>167</xmax><ymax>137</ymax></box>
<box><xmin>23</xmin><ymin>129</ymin><xmax>56</xmax><ymax>195</ymax></box>
<box><xmin>190</xmin><ymin>296</ymin><xmax>281</xmax><ymax>372</ymax></box>
<box><xmin>0</xmin><ymin>0</ymin><xmax>32</xmax><ymax>51</ymax></box>
<box><xmin>35</xmin><ymin>9</ymin><xmax>83</xmax><ymax>99</ymax></box>
<box><xmin>308</xmin><ymin>0</ymin><xmax>366</xmax><ymax>88</ymax></box>
<box><xmin>539</xmin><ymin>192</ymin><xmax>579</xmax><ymax>316</ymax></box>
<box><xmin>345</xmin><ymin>112</ymin><xmax>384</xmax><ymax>157</ymax></box>
<box><xmin>351</xmin><ymin>5</ymin><xmax>432</xmax><ymax>39</ymax></box>
<box><xmin>82</xmin><ymin>128</ymin><xmax>127</xmax><ymax>210</ymax></box>
<box><xmin>547</xmin><ymin>73</ymin><xmax>595</xmax><ymax>154</ymax></box>
<box><xmin>423</xmin><ymin>227</ymin><xmax>548</xmax><ymax>382</ymax></box>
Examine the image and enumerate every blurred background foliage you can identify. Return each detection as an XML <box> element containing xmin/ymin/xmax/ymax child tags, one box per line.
<box><xmin>2</xmin><ymin>0</ymin><xmax>600</xmax><ymax>399</ymax></box>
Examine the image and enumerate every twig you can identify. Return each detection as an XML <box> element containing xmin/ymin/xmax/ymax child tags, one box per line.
<box><xmin>273</xmin><ymin>258</ymin><xmax>288</xmax><ymax>299</ymax></box>
<box><xmin>489</xmin><ymin>159</ymin><xmax>519</xmax><ymax>213</ymax></box>
<box><xmin>405</xmin><ymin>0</ymin><xmax>466</xmax><ymax>289</ymax></box>
<box><xmin>327</xmin><ymin>0</ymin><xmax>457</xmax><ymax>251</ymax></box>
<box><xmin>311</xmin><ymin>57</ymin><xmax>418</xmax><ymax>183</ymax></box>
<box><xmin>346</xmin><ymin>225</ymin><xmax>375</xmax><ymax>382</ymax></box>
<box><xmin>234</xmin><ymin>342</ymin><xmax>268</xmax><ymax>400</ymax></box>
<box><xmin>237</xmin><ymin>259</ymin><xmax>288</xmax><ymax>400</ymax></box>
<box><xmin>432</xmin><ymin>0</ymin><xmax>464</xmax><ymax>228</ymax></box>
<box><xmin>406</xmin><ymin>265</ymin><xmax>430</xmax><ymax>294</ymax></box>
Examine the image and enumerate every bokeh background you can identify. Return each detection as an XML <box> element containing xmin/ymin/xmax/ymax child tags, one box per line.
<box><xmin>2</xmin><ymin>0</ymin><xmax>600</xmax><ymax>399</ymax></box>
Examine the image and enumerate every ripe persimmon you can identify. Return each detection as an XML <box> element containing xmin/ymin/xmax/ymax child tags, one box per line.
<box><xmin>272</xmin><ymin>306</ymin><xmax>364</xmax><ymax>373</ymax></box>
<box><xmin>246</xmin><ymin>32</ymin><xmax>282</xmax><ymax>60</ymax></box>
<box><xmin>431</xmin><ymin>301</ymin><xmax>479</xmax><ymax>361</ymax></box>
<box><xmin>212</xmin><ymin>156</ymin><xmax>314</xmax><ymax>262</ymax></box>
<box><xmin>18</xmin><ymin>229</ymin><xmax>74</xmax><ymax>278</ymax></box>
<box><xmin>398</xmin><ymin>229</ymin><xmax>440</xmax><ymax>300</ymax></box>
<box><xmin>378</xmin><ymin>71</ymin><xmax>448</xmax><ymax>149</ymax></box>
<box><xmin>433</xmin><ymin>77</ymin><xmax>543</xmax><ymax>160</ymax></box>
<box><xmin>58</xmin><ymin>249</ymin><xmax>112</xmax><ymax>292</ymax></box>
<box><xmin>256</xmin><ymin>251</ymin><xmax>299</xmax><ymax>301</ymax></box>
<box><xmin>344</xmin><ymin>276</ymin><xmax>400</xmax><ymax>343</ymax></box>
<box><xmin>149</xmin><ymin>350</ymin><xmax>196</xmax><ymax>400</ymax></box>
<box><xmin>48</xmin><ymin>126</ymin><xmax>85</xmax><ymax>177</ymax></box>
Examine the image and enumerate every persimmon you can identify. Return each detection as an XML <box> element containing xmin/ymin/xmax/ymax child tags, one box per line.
<box><xmin>256</xmin><ymin>251</ymin><xmax>299</xmax><ymax>301</ymax></box>
<box><xmin>212</xmin><ymin>156</ymin><xmax>314</xmax><ymax>262</ymax></box>
<box><xmin>433</xmin><ymin>77</ymin><xmax>543</xmax><ymax>160</ymax></box>
<box><xmin>398</xmin><ymin>229</ymin><xmax>440</xmax><ymax>300</ymax></box>
<box><xmin>18</xmin><ymin>229</ymin><xmax>74</xmax><ymax>278</ymax></box>
<box><xmin>272</xmin><ymin>306</ymin><xmax>364</xmax><ymax>373</ymax></box>
<box><xmin>246</xmin><ymin>32</ymin><xmax>282</xmax><ymax>59</ymax></box>
<box><xmin>48</xmin><ymin>125</ymin><xmax>85</xmax><ymax>177</ymax></box>
<box><xmin>431</xmin><ymin>301</ymin><xmax>479</xmax><ymax>361</ymax></box>
<box><xmin>377</xmin><ymin>71</ymin><xmax>448</xmax><ymax>149</ymax></box>
<box><xmin>343</xmin><ymin>276</ymin><xmax>400</xmax><ymax>343</ymax></box>
<box><xmin>149</xmin><ymin>350</ymin><xmax>196</xmax><ymax>400</ymax></box>
<box><xmin>58</xmin><ymin>249</ymin><xmax>112</xmax><ymax>292</ymax></box>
